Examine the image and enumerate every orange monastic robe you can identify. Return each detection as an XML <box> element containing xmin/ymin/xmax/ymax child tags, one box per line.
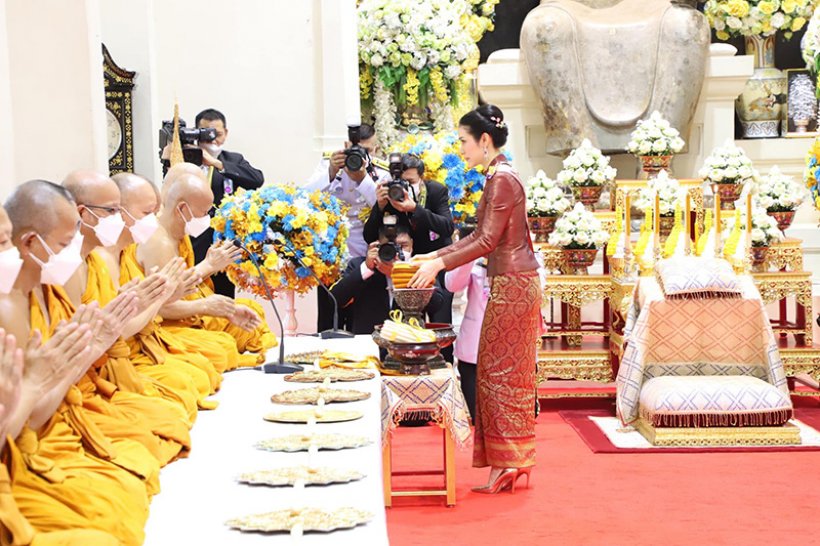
<box><xmin>0</xmin><ymin>464</ymin><xmax>120</xmax><ymax>546</ymax></box>
<box><xmin>81</xmin><ymin>252</ymin><xmax>191</xmax><ymax>465</ymax></box>
<box><xmin>2</xmin><ymin>286</ymin><xmax>152</xmax><ymax>546</ymax></box>
<box><xmin>176</xmin><ymin>237</ymin><xmax>276</xmax><ymax>368</ymax></box>
<box><xmin>117</xmin><ymin>245</ymin><xmax>214</xmax><ymax>415</ymax></box>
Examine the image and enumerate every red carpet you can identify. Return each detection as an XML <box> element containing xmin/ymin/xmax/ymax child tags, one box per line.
<box><xmin>560</xmin><ymin>406</ymin><xmax>820</xmax><ymax>453</ymax></box>
<box><xmin>386</xmin><ymin>397</ymin><xmax>820</xmax><ymax>546</ymax></box>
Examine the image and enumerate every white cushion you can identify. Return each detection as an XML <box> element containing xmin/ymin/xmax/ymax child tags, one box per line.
<box><xmin>639</xmin><ymin>376</ymin><xmax>792</xmax><ymax>428</ymax></box>
<box><xmin>656</xmin><ymin>256</ymin><xmax>741</xmax><ymax>299</ymax></box>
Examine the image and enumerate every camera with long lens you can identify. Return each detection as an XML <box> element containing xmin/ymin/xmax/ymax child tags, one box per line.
<box><xmin>385</xmin><ymin>152</ymin><xmax>409</xmax><ymax>202</ymax></box>
<box><xmin>344</xmin><ymin>124</ymin><xmax>369</xmax><ymax>172</ymax></box>
<box><xmin>378</xmin><ymin>215</ymin><xmax>404</xmax><ymax>262</ymax></box>
<box><xmin>158</xmin><ymin>118</ymin><xmax>217</xmax><ymax>166</ymax></box>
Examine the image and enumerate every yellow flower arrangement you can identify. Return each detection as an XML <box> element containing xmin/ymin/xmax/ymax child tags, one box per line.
<box><xmin>212</xmin><ymin>186</ymin><xmax>349</xmax><ymax>295</ymax></box>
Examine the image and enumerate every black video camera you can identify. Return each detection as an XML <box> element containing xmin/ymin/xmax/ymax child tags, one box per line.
<box><xmin>158</xmin><ymin>118</ymin><xmax>217</xmax><ymax>166</ymax></box>
<box><xmin>344</xmin><ymin>124</ymin><xmax>369</xmax><ymax>172</ymax></box>
<box><xmin>378</xmin><ymin>215</ymin><xmax>404</xmax><ymax>262</ymax></box>
<box><xmin>385</xmin><ymin>152</ymin><xmax>409</xmax><ymax>202</ymax></box>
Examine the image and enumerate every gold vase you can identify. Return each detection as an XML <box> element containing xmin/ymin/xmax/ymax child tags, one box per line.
<box><xmin>527</xmin><ymin>215</ymin><xmax>557</xmax><ymax>243</ymax></box>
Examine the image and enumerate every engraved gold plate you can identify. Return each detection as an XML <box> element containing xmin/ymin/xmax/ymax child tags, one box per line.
<box><xmin>226</xmin><ymin>507</ymin><xmax>373</xmax><ymax>533</ymax></box>
<box><xmin>271</xmin><ymin>387</ymin><xmax>370</xmax><ymax>405</ymax></box>
<box><xmin>255</xmin><ymin>433</ymin><xmax>372</xmax><ymax>452</ymax></box>
<box><xmin>284</xmin><ymin>369</ymin><xmax>375</xmax><ymax>383</ymax></box>
<box><xmin>237</xmin><ymin>466</ymin><xmax>364</xmax><ymax>487</ymax></box>
<box><xmin>263</xmin><ymin>409</ymin><xmax>363</xmax><ymax>424</ymax></box>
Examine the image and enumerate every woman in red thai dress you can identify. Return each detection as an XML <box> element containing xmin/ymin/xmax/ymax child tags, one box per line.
<box><xmin>409</xmin><ymin>105</ymin><xmax>541</xmax><ymax>493</ymax></box>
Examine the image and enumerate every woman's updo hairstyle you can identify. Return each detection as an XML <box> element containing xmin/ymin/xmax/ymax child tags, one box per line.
<box><xmin>458</xmin><ymin>104</ymin><xmax>508</xmax><ymax>148</ymax></box>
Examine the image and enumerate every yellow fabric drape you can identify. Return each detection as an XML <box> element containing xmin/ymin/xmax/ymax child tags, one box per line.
<box><xmin>176</xmin><ymin>237</ymin><xmax>276</xmax><ymax>368</ymax></box>
<box><xmin>119</xmin><ymin>245</ymin><xmax>214</xmax><ymax>413</ymax></box>
<box><xmin>82</xmin><ymin>252</ymin><xmax>191</xmax><ymax>465</ymax></box>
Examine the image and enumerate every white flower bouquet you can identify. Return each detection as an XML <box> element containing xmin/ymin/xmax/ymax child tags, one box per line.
<box><xmin>633</xmin><ymin>170</ymin><xmax>683</xmax><ymax>217</ymax></box>
<box><xmin>626</xmin><ymin>111</ymin><xmax>685</xmax><ymax>157</ymax></box>
<box><xmin>556</xmin><ymin>139</ymin><xmax>617</xmax><ymax>188</ymax></box>
<box><xmin>705</xmin><ymin>0</ymin><xmax>813</xmax><ymax>40</ymax></box>
<box><xmin>525</xmin><ymin>170</ymin><xmax>572</xmax><ymax>217</ymax></box>
<box><xmin>699</xmin><ymin>142</ymin><xmax>758</xmax><ymax>186</ymax></box>
<box><xmin>548</xmin><ymin>203</ymin><xmax>609</xmax><ymax>249</ymax></box>
<box><xmin>756</xmin><ymin>165</ymin><xmax>808</xmax><ymax>212</ymax></box>
<box><xmin>742</xmin><ymin>205</ymin><xmax>783</xmax><ymax>246</ymax></box>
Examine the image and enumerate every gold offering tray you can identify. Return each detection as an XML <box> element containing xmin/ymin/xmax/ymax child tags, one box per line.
<box><xmin>226</xmin><ymin>507</ymin><xmax>373</xmax><ymax>534</ymax></box>
<box><xmin>255</xmin><ymin>433</ymin><xmax>371</xmax><ymax>453</ymax></box>
<box><xmin>237</xmin><ymin>466</ymin><xmax>364</xmax><ymax>487</ymax></box>
<box><xmin>270</xmin><ymin>387</ymin><xmax>370</xmax><ymax>405</ymax></box>
<box><xmin>263</xmin><ymin>409</ymin><xmax>363</xmax><ymax>424</ymax></box>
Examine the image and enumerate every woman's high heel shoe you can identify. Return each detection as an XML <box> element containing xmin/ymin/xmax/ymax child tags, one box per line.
<box><xmin>471</xmin><ymin>468</ymin><xmax>518</xmax><ymax>494</ymax></box>
<box><xmin>515</xmin><ymin>467</ymin><xmax>532</xmax><ymax>490</ymax></box>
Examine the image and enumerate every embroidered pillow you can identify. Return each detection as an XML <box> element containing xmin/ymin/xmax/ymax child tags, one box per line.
<box><xmin>656</xmin><ymin>256</ymin><xmax>741</xmax><ymax>299</ymax></box>
<box><xmin>639</xmin><ymin>376</ymin><xmax>793</xmax><ymax>428</ymax></box>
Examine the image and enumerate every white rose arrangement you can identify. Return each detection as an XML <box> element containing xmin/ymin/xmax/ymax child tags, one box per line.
<box><xmin>633</xmin><ymin>170</ymin><xmax>683</xmax><ymax>217</ymax></box>
<box><xmin>737</xmin><ymin>205</ymin><xmax>783</xmax><ymax>247</ymax></box>
<box><xmin>755</xmin><ymin>165</ymin><xmax>808</xmax><ymax>212</ymax></box>
<box><xmin>556</xmin><ymin>139</ymin><xmax>617</xmax><ymax>188</ymax></box>
<box><xmin>548</xmin><ymin>203</ymin><xmax>609</xmax><ymax>249</ymax></box>
<box><xmin>705</xmin><ymin>0</ymin><xmax>813</xmax><ymax>40</ymax></box>
<box><xmin>699</xmin><ymin>141</ymin><xmax>758</xmax><ymax>186</ymax></box>
<box><xmin>525</xmin><ymin>170</ymin><xmax>572</xmax><ymax>216</ymax></box>
<box><xmin>627</xmin><ymin>111</ymin><xmax>685</xmax><ymax>157</ymax></box>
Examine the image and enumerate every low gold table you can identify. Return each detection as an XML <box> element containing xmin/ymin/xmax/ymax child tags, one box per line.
<box><xmin>752</xmin><ymin>271</ymin><xmax>812</xmax><ymax>345</ymax></box>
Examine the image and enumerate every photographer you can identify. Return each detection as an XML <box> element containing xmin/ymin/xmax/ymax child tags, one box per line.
<box><xmin>363</xmin><ymin>154</ymin><xmax>455</xmax><ymax>357</ymax></box>
<box><xmin>305</xmin><ymin>123</ymin><xmax>389</xmax><ymax>332</ymax></box>
<box><xmin>329</xmin><ymin>224</ymin><xmax>445</xmax><ymax>335</ymax></box>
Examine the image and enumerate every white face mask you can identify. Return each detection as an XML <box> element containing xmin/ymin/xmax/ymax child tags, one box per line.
<box><xmin>201</xmin><ymin>142</ymin><xmax>223</xmax><ymax>158</ymax></box>
<box><xmin>126</xmin><ymin>212</ymin><xmax>159</xmax><ymax>244</ymax></box>
<box><xmin>180</xmin><ymin>203</ymin><xmax>212</xmax><ymax>237</ymax></box>
<box><xmin>0</xmin><ymin>246</ymin><xmax>23</xmax><ymax>294</ymax></box>
<box><xmin>84</xmin><ymin>209</ymin><xmax>125</xmax><ymax>247</ymax></box>
<box><xmin>30</xmin><ymin>234</ymin><xmax>84</xmax><ymax>286</ymax></box>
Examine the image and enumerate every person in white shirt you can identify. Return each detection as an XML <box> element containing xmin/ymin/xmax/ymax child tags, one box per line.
<box><xmin>305</xmin><ymin>123</ymin><xmax>389</xmax><ymax>332</ymax></box>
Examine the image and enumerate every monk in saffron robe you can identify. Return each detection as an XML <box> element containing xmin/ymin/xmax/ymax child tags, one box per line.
<box><xmin>0</xmin><ymin>183</ymin><xmax>151</xmax><ymax>545</ymax></box>
<box><xmin>61</xmin><ymin>171</ymin><xmax>192</xmax><ymax>465</ymax></box>
<box><xmin>139</xmin><ymin>168</ymin><xmax>276</xmax><ymax>368</ymax></box>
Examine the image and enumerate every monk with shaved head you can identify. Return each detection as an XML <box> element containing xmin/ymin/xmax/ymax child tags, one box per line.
<box><xmin>61</xmin><ymin>169</ymin><xmax>195</xmax><ymax>466</ymax></box>
<box><xmin>1</xmin><ymin>180</ymin><xmax>151</xmax><ymax>545</ymax></box>
<box><xmin>138</xmin><ymin>166</ymin><xmax>276</xmax><ymax>368</ymax></box>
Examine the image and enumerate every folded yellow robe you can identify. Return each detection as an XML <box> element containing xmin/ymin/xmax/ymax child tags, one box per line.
<box><xmin>82</xmin><ymin>252</ymin><xmax>191</xmax><ymax>465</ymax></box>
<box><xmin>0</xmin><ymin>463</ymin><xmax>121</xmax><ymax>546</ymax></box>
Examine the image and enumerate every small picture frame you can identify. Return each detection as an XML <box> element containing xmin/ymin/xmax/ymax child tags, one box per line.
<box><xmin>784</xmin><ymin>68</ymin><xmax>819</xmax><ymax>138</ymax></box>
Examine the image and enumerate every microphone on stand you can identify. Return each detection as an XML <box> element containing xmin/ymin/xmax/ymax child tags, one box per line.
<box><xmin>270</xmin><ymin>233</ymin><xmax>354</xmax><ymax>340</ymax></box>
<box><xmin>231</xmin><ymin>239</ymin><xmax>303</xmax><ymax>374</ymax></box>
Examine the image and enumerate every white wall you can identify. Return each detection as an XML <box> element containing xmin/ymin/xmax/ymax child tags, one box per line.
<box><xmin>3</xmin><ymin>0</ymin><xmax>108</xmax><ymax>192</ymax></box>
<box><xmin>0</xmin><ymin>4</ymin><xmax>15</xmax><ymax>193</ymax></box>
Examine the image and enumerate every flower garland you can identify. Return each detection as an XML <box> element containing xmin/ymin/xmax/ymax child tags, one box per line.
<box><xmin>556</xmin><ymin>139</ymin><xmax>617</xmax><ymax>188</ymax></box>
<box><xmin>212</xmin><ymin>186</ymin><xmax>349</xmax><ymax>295</ymax></box>
<box><xmin>705</xmin><ymin>0</ymin><xmax>814</xmax><ymax>40</ymax></box>
<box><xmin>391</xmin><ymin>131</ymin><xmax>487</xmax><ymax>226</ymax></box>
<box><xmin>358</xmin><ymin>0</ymin><xmax>479</xmax><ymax>141</ymax></box>
<box><xmin>525</xmin><ymin>170</ymin><xmax>572</xmax><ymax>216</ymax></box>
<box><xmin>373</xmin><ymin>78</ymin><xmax>399</xmax><ymax>149</ymax></box>
<box><xmin>627</xmin><ymin>111</ymin><xmax>685</xmax><ymax>157</ymax></box>
<box><xmin>803</xmin><ymin>137</ymin><xmax>820</xmax><ymax>209</ymax></box>
<box><xmin>548</xmin><ymin>203</ymin><xmax>609</xmax><ymax>250</ymax></box>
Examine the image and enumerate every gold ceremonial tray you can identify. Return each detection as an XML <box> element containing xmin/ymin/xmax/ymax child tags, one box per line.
<box><xmin>226</xmin><ymin>507</ymin><xmax>373</xmax><ymax>534</ymax></box>
<box><xmin>263</xmin><ymin>409</ymin><xmax>363</xmax><ymax>424</ymax></box>
<box><xmin>255</xmin><ymin>433</ymin><xmax>372</xmax><ymax>453</ymax></box>
<box><xmin>284</xmin><ymin>368</ymin><xmax>375</xmax><ymax>383</ymax></box>
<box><xmin>271</xmin><ymin>387</ymin><xmax>371</xmax><ymax>405</ymax></box>
<box><xmin>236</xmin><ymin>466</ymin><xmax>364</xmax><ymax>487</ymax></box>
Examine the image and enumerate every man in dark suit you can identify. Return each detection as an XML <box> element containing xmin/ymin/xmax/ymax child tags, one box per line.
<box><xmin>193</xmin><ymin>108</ymin><xmax>265</xmax><ymax>298</ymax></box>
<box><xmin>363</xmin><ymin>153</ymin><xmax>455</xmax><ymax>359</ymax></box>
<box><xmin>331</xmin><ymin>224</ymin><xmax>445</xmax><ymax>335</ymax></box>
